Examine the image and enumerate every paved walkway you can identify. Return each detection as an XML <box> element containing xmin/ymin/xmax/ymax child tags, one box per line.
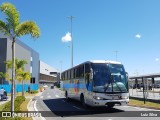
<box><xmin>0</xmin><ymin>93</ymin><xmax>41</xmax><ymax>106</ymax></box>
<box><xmin>0</xmin><ymin>96</ymin><xmax>10</xmax><ymax>105</ymax></box>
<box><xmin>129</xmin><ymin>89</ymin><xmax>160</xmax><ymax>100</ymax></box>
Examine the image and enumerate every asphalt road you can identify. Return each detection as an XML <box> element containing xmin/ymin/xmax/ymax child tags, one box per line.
<box><xmin>33</xmin><ymin>87</ymin><xmax>160</xmax><ymax>120</ymax></box>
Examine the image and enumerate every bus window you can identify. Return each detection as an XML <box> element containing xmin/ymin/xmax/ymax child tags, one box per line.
<box><xmin>85</xmin><ymin>63</ymin><xmax>92</xmax><ymax>91</ymax></box>
<box><xmin>71</xmin><ymin>69</ymin><xmax>74</xmax><ymax>79</ymax></box>
<box><xmin>92</xmin><ymin>63</ymin><xmax>110</xmax><ymax>87</ymax></box>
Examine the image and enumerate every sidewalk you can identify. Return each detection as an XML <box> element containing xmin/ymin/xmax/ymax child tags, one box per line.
<box><xmin>129</xmin><ymin>89</ymin><xmax>160</xmax><ymax>102</ymax></box>
<box><xmin>0</xmin><ymin>91</ymin><xmax>41</xmax><ymax>106</ymax></box>
<box><xmin>0</xmin><ymin>96</ymin><xmax>10</xmax><ymax>105</ymax></box>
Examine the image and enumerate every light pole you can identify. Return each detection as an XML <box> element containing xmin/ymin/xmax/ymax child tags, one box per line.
<box><xmin>60</xmin><ymin>61</ymin><xmax>62</xmax><ymax>79</ymax></box>
<box><xmin>68</xmin><ymin>16</ymin><xmax>74</xmax><ymax>67</ymax></box>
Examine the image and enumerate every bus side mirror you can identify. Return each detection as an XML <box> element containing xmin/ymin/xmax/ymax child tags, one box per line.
<box><xmin>126</xmin><ymin>72</ymin><xmax>128</xmax><ymax>79</ymax></box>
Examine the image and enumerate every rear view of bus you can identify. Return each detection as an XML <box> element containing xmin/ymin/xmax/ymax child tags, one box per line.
<box><xmin>62</xmin><ymin>60</ymin><xmax>129</xmax><ymax>108</ymax></box>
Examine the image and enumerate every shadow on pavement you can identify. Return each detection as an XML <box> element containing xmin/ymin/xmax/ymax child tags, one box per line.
<box><xmin>43</xmin><ymin>98</ymin><xmax>124</xmax><ymax>117</ymax></box>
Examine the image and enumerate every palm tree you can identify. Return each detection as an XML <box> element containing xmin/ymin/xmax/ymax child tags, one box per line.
<box><xmin>0</xmin><ymin>2</ymin><xmax>40</xmax><ymax>113</ymax></box>
<box><xmin>0</xmin><ymin>72</ymin><xmax>6</xmax><ymax>85</ymax></box>
<box><xmin>15</xmin><ymin>58</ymin><xmax>28</xmax><ymax>79</ymax></box>
<box><xmin>4</xmin><ymin>58</ymin><xmax>28</xmax><ymax>79</ymax></box>
<box><xmin>17</xmin><ymin>71</ymin><xmax>31</xmax><ymax>96</ymax></box>
<box><xmin>5</xmin><ymin>58</ymin><xmax>29</xmax><ymax>96</ymax></box>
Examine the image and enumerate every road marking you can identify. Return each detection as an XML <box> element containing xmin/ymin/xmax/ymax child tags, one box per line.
<box><xmin>47</xmin><ymin>95</ymin><xmax>51</xmax><ymax>98</ymax></box>
<box><xmin>62</xmin><ymin>100</ymin><xmax>65</xmax><ymax>102</ymax></box>
<box><xmin>47</xmin><ymin>93</ymin><xmax>49</xmax><ymax>94</ymax></box>
<box><xmin>73</xmin><ymin>106</ymin><xmax>81</xmax><ymax>110</ymax></box>
<box><xmin>40</xmin><ymin>96</ymin><xmax>44</xmax><ymax>99</ymax></box>
<box><xmin>55</xmin><ymin>95</ymin><xmax>60</xmax><ymax>98</ymax></box>
<box><xmin>34</xmin><ymin>100</ymin><xmax>38</xmax><ymax>111</ymax></box>
<box><xmin>33</xmin><ymin>100</ymin><xmax>46</xmax><ymax>120</ymax></box>
<box><xmin>122</xmin><ymin>106</ymin><xmax>129</xmax><ymax>107</ymax></box>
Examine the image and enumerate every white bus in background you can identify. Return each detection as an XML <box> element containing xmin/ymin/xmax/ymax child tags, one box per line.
<box><xmin>61</xmin><ymin>60</ymin><xmax>129</xmax><ymax>108</ymax></box>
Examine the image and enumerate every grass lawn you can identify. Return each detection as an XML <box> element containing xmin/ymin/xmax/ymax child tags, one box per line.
<box><xmin>0</xmin><ymin>98</ymin><xmax>33</xmax><ymax>120</ymax></box>
<box><xmin>129</xmin><ymin>99</ymin><xmax>160</xmax><ymax>109</ymax></box>
<box><xmin>20</xmin><ymin>98</ymin><xmax>33</xmax><ymax>120</ymax></box>
<box><xmin>8</xmin><ymin>91</ymin><xmax>40</xmax><ymax>97</ymax></box>
<box><xmin>0</xmin><ymin>101</ymin><xmax>9</xmax><ymax>111</ymax></box>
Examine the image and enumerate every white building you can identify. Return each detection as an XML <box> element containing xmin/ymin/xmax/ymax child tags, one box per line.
<box><xmin>39</xmin><ymin>61</ymin><xmax>60</xmax><ymax>84</ymax></box>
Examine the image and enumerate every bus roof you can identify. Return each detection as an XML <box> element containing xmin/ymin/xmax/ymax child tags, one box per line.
<box><xmin>62</xmin><ymin>60</ymin><xmax>122</xmax><ymax>73</ymax></box>
<box><xmin>88</xmin><ymin>60</ymin><xmax>121</xmax><ymax>64</ymax></box>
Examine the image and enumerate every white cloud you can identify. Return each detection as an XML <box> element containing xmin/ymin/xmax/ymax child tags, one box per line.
<box><xmin>155</xmin><ymin>58</ymin><xmax>159</xmax><ymax>62</ymax></box>
<box><xmin>61</xmin><ymin>32</ymin><xmax>72</xmax><ymax>42</ymax></box>
<box><xmin>135</xmin><ymin>34</ymin><xmax>141</xmax><ymax>39</ymax></box>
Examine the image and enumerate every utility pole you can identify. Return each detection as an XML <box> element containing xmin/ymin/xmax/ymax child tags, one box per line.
<box><xmin>68</xmin><ymin>16</ymin><xmax>74</xmax><ymax>67</ymax></box>
<box><xmin>60</xmin><ymin>61</ymin><xmax>62</xmax><ymax>79</ymax></box>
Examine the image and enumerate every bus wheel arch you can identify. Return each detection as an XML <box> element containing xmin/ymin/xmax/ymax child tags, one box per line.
<box><xmin>80</xmin><ymin>93</ymin><xmax>87</xmax><ymax>108</ymax></box>
<box><xmin>65</xmin><ymin>91</ymin><xmax>69</xmax><ymax>99</ymax></box>
<box><xmin>107</xmin><ymin>103</ymin><xmax>115</xmax><ymax>108</ymax></box>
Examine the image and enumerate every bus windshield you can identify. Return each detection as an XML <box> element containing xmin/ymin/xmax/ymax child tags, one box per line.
<box><xmin>92</xmin><ymin>63</ymin><xmax>128</xmax><ymax>93</ymax></box>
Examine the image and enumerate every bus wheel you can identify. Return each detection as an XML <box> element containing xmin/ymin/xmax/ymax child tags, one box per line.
<box><xmin>107</xmin><ymin>104</ymin><xmax>115</xmax><ymax>108</ymax></box>
<box><xmin>80</xmin><ymin>94</ymin><xmax>88</xmax><ymax>108</ymax></box>
<box><xmin>65</xmin><ymin>91</ymin><xmax>69</xmax><ymax>100</ymax></box>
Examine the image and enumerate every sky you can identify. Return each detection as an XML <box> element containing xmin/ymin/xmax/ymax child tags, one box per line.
<box><xmin>1</xmin><ymin>0</ymin><xmax>160</xmax><ymax>76</ymax></box>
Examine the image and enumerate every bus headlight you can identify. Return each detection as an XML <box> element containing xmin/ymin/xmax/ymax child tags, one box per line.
<box><xmin>122</xmin><ymin>96</ymin><xmax>129</xmax><ymax>99</ymax></box>
<box><xmin>93</xmin><ymin>96</ymin><xmax>104</xmax><ymax>100</ymax></box>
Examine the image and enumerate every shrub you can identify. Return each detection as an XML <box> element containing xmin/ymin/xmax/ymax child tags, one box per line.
<box><xmin>30</xmin><ymin>90</ymin><xmax>38</xmax><ymax>94</ymax></box>
<box><xmin>2</xmin><ymin>96</ymin><xmax>25</xmax><ymax>111</ymax></box>
<box><xmin>1</xmin><ymin>96</ymin><xmax>25</xmax><ymax>120</ymax></box>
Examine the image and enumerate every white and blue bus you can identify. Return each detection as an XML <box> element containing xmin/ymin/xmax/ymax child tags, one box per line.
<box><xmin>61</xmin><ymin>60</ymin><xmax>129</xmax><ymax>108</ymax></box>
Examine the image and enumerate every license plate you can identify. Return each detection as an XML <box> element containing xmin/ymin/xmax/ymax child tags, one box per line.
<box><xmin>112</xmin><ymin>96</ymin><xmax>118</xmax><ymax>100</ymax></box>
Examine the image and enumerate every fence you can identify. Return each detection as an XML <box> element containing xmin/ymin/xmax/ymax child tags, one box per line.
<box><xmin>0</xmin><ymin>84</ymin><xmax>38</xmax><ymax>93</ymax></box>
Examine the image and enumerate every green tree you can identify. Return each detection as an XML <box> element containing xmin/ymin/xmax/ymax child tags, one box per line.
<box><xmin>0</xmin><ymin>72</ymin><xmax>6</xmax><ymax>85</ymax></box>
<box><xmin>17</xmin><ymin>70</ymin><xmax>31</xmax><ymax>96</ymax></box>
<box><xmin>5</xmin><ymin>59</ymin><xmax>31</xmax><ymax>96</ymax></box>
<box><xmin>4</xmin><ymin>58</ymin><xmax>28</xmax><ymax>80</ymax></box>
<box><xmin>0</xmin><ymin>2</ymin><xmax>40</xmax><ymax>113</ymax></box>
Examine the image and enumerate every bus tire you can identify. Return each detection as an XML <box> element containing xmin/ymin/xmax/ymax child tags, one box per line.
<box><xmin>80</xmin><ymin>94</ymin><xmax>88</xmax><ymax>108</ymax></box>
<box><xmin>65</xmin><ymin>91</ymin><xmax>70</xmax><ymax>101</ymax></box>
<box><xmin>107</xmin><ymin>104</ymin><xmax>115</xmax><ymax>108</ymax></box>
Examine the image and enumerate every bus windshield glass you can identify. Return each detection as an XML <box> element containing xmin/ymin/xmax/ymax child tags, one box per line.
<box><xmin>92</xmin><ymin>63</ymin><xmax>128</xmax><ymax>93</ymax></box>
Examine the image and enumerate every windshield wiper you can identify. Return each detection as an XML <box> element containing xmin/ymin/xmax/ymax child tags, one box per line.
<box><xmin>113</xmin><ymin>81</ymin><xmax>122</xmax><ymax>92</ymax></box>
<box><xmin>104</xmin><ymin>76</ymin><xmax>124</xmax><ymax>92</ymax></box>
<box><xmin>104</xmin><ymin>83</ymin><xmax>110</xmax><ymax>92</ymax></box>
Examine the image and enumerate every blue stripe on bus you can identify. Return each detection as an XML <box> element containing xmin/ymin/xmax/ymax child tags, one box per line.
<box><xmin>63</xmin><ymin>83</ymin><xmax>93</xmax><ymax>91</ymax></box>
<box><xmin>63</xmin><ymin>83</ymin><xmax>86</xmax><ymax>89</ymax></box>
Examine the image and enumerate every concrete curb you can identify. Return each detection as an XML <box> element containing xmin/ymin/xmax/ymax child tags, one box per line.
<box><xmin>27</xmin><ymin>91</ymin><xmax>46</xmax><ymax>120</ymax></box>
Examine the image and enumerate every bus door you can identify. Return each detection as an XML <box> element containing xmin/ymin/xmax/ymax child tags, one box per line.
<box><xmin>85</xmin><ymin>63</ymin><xmax>93</xmax><ymax>104</ymax></box>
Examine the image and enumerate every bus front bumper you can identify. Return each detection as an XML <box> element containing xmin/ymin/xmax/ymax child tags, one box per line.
<box><xmin>91</xmin><ymin>99</ymin><xmax>129</xmax><ymax>106</ymax></box>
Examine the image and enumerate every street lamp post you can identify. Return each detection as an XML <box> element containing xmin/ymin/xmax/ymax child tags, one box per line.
<box><xmin>68</xmin><ymin>16</ymin><xmax>74</xmax><ymax>67</ymax></box>
<box><xmin>60</xmin><ymin>61</ymin><xmax>62</xmax><ymax>79</ymax></box>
